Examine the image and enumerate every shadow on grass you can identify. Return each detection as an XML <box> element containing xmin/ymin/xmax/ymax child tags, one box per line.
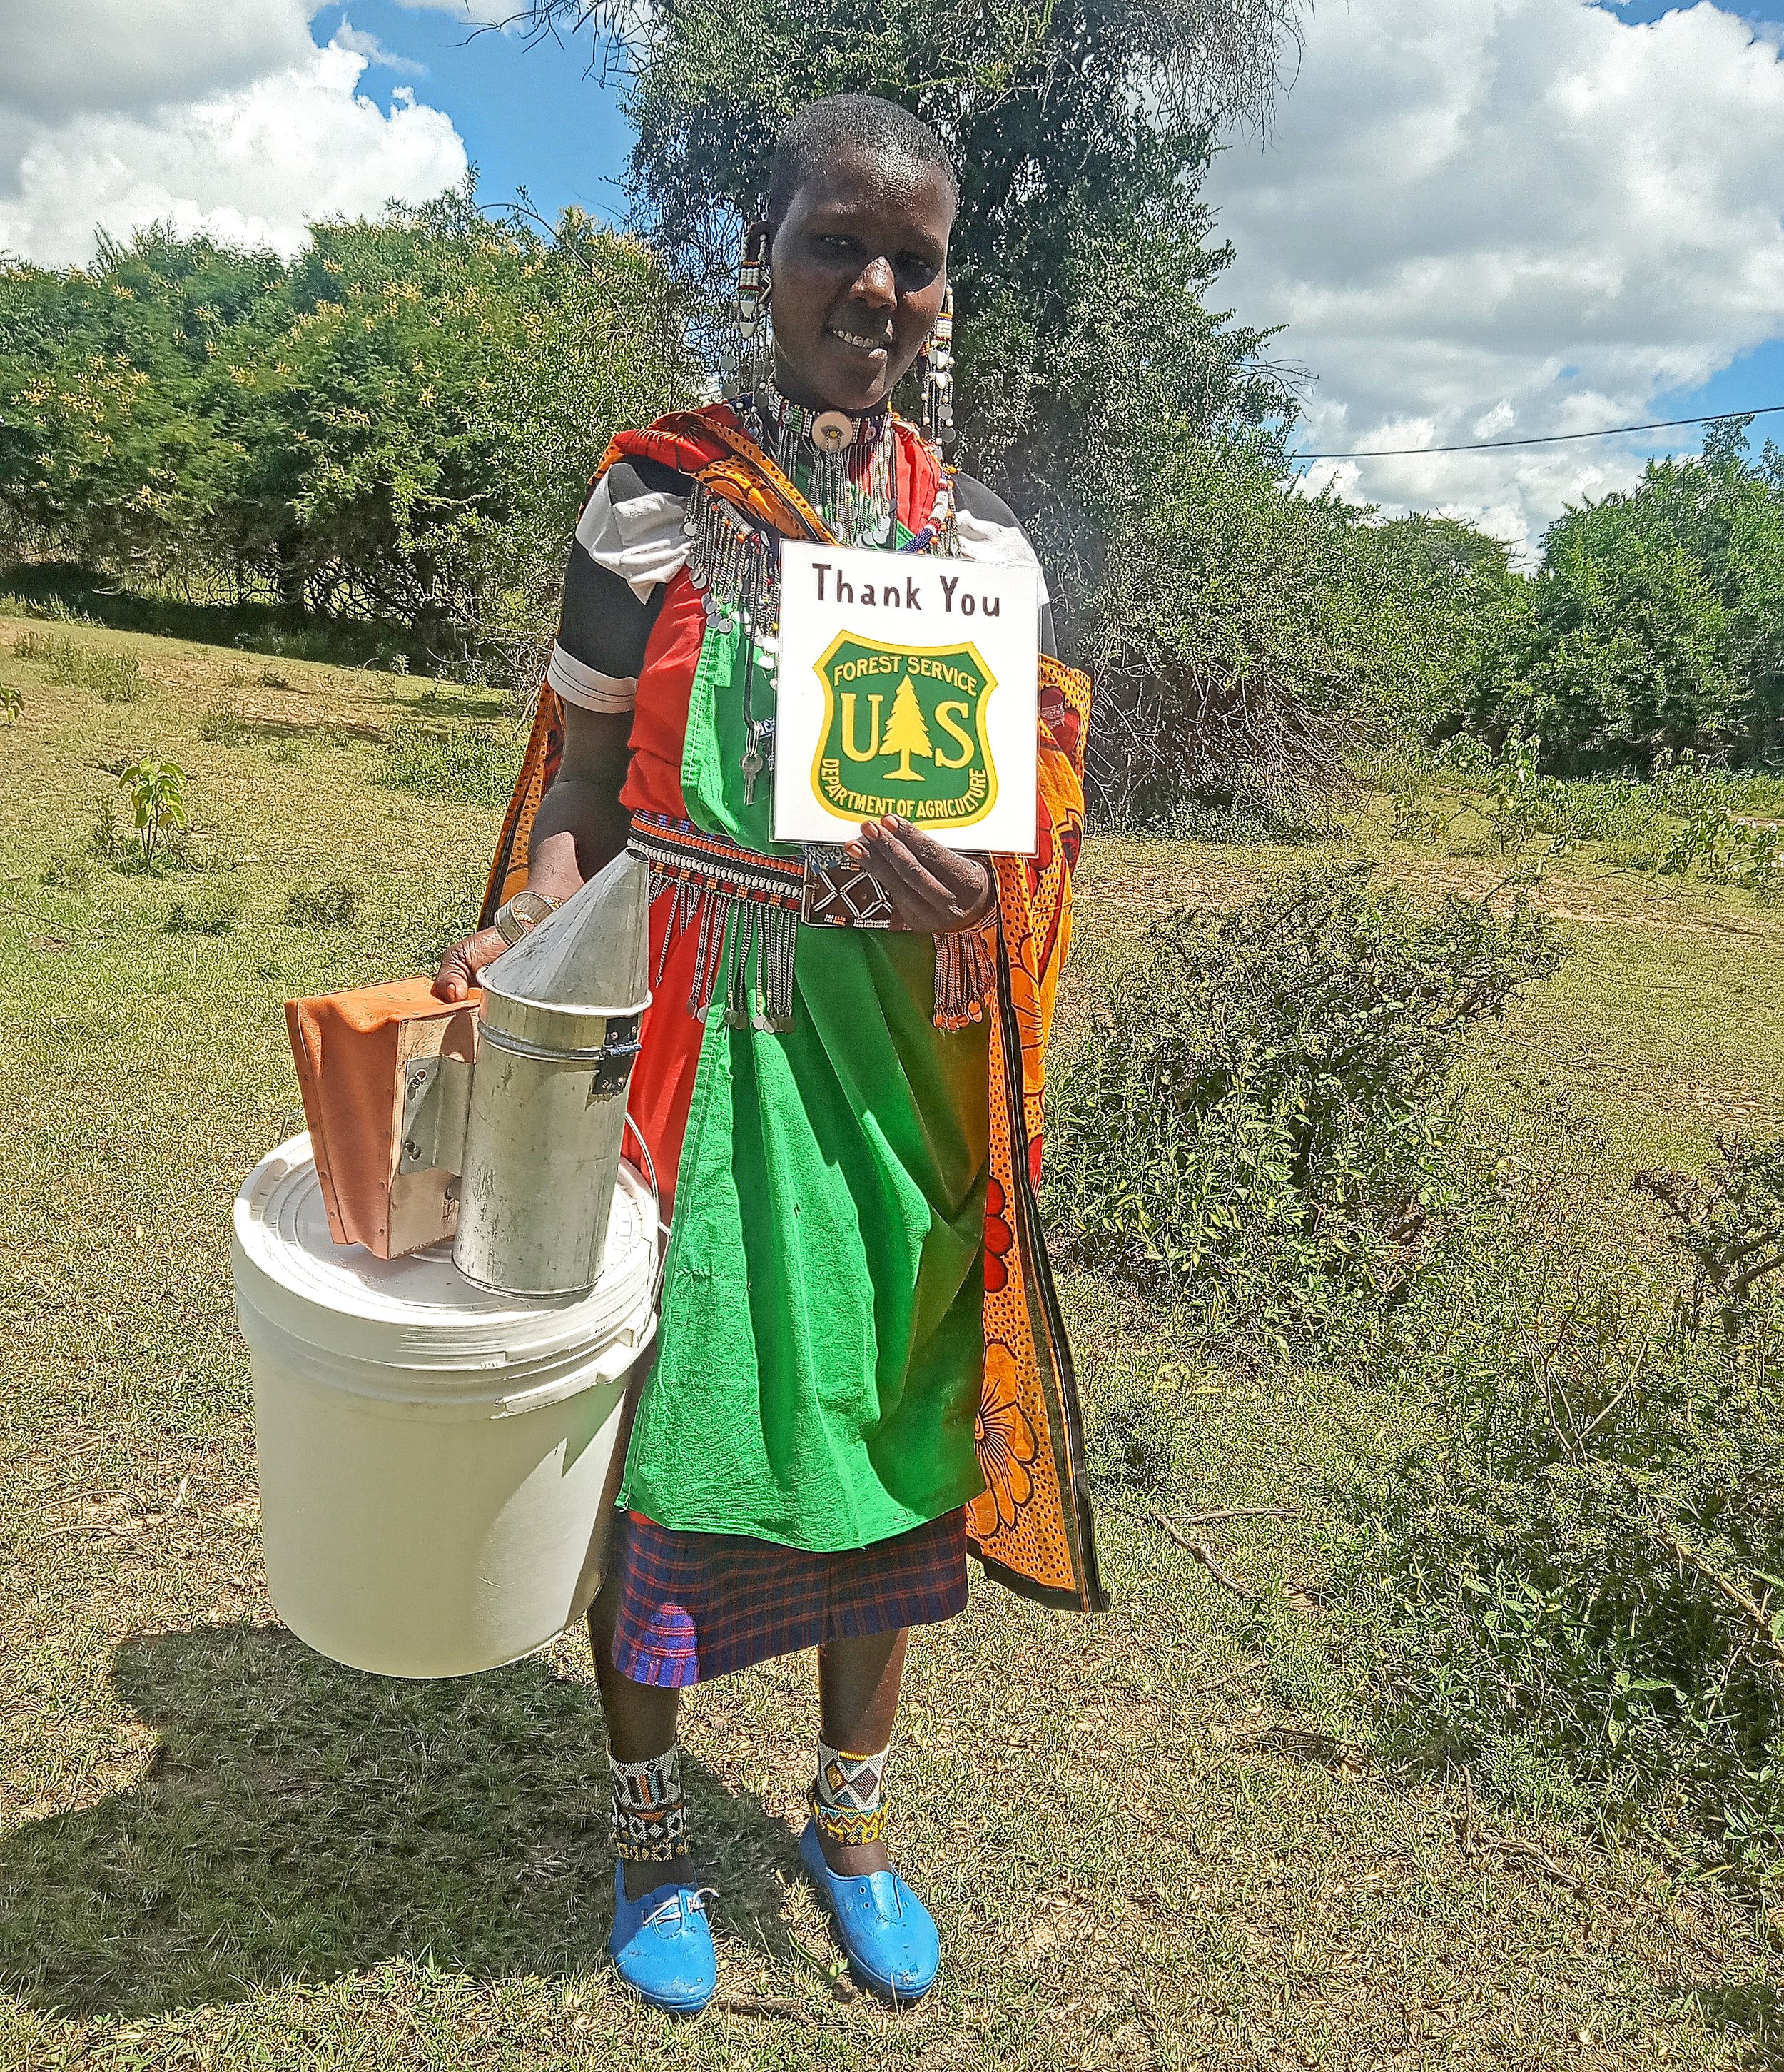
<box><xmin>0</xmin><ymin>1622</ymin><xmax>803</xmax><ymax>2018</ymax></box>
<box><xmin>1686</xmin><ymin>1982</ymin><xmax>1784</xmax><ymax>2070</ymax></box>
<box><xmin>203</xmin><ymin>715</ymin><xmax>388</xmax><ymax>744</ymax></box>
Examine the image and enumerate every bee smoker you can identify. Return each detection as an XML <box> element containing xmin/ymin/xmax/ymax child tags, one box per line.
<box><xmin>377</xmin><ymin>850</ymin><xmax>652</xmax><ymax>1297</ymax></box>
<box><xmin>447</xmin><ymin>851</ymin><xmax>652</xmax><ymax>1295</ymax></box>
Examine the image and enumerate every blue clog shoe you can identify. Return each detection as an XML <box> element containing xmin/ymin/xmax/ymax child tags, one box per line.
<box><xmin>609</xmin><ymin>1863</ymin><xmax>718</xmax><ymax>2014</ymax></box>
<box><xmin>799</xmin><ymin>1817</ymin><xmax>940</xmax><ymax>2003</ymax></box>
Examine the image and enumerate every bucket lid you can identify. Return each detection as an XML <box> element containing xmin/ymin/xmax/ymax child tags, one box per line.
<box><xmin>232</xmin><ymin>1136</ymin><xmax>654</xmax><ymax>1377</ymax></box>
<box><xmin>482</xmin><ymin>849</ymin><xmax>652</xmax><ymax>1019</ymax></box>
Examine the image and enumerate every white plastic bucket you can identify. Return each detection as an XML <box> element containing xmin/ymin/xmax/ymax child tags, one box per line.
<box><xmin>232</xmin><ymin>1135</ymin><xmax>657</xmax><ymax>1679</ymax></box>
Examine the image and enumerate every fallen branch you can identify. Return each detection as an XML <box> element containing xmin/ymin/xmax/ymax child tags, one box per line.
<box><xmin>1145</xmin><ymin>1510</ymin><xmax>1260</xmax><ymax>1600</ymax></box>
<box><xmin>1457</xmin><ymin>1772</ymin><xmax>1582</xmax><ymax>1894</ymax></box>
<box><xmin>711</xmin><ymin>1991</ymin><xmax>814</xmax><ymax>2024</ymax></box>
<box><xmin>1157</xmin><ymin>1507</ymin><xmax>1302</xmax><ymax>1528</ymax></box>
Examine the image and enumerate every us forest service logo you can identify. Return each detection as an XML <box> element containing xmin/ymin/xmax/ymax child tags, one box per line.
<box><xmin>811</xmin><ymin>632</ymin><xmax>998</xmax><ymax>828</ymax></box>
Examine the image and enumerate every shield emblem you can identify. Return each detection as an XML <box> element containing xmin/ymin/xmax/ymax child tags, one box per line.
<box><xmin>810</xmin><ymin>632</ymin><xmax>999</xmax><ymax>829</ymax></box>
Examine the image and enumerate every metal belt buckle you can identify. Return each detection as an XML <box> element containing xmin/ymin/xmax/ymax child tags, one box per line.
<box><xmin>799</xmin><ymin>843</ymin><xmax>896</xmax><ymax>928</ymax></box>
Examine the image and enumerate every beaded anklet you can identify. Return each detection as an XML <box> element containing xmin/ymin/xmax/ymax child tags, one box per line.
<box><xmin>609</xmin><ymin>1745</ymin><xmax>691</xmax><ymax>1864</ymax></box>
<box><xmin>810</xmin><ymin>1739</ymin><xmax>891</xmax><ymax>1849</ymax></box>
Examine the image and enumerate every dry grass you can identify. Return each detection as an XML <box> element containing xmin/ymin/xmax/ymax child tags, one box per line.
<box><xmin>2</xmin><ymin>620</ymin><xmax>1780</xmax><ymax>2071</ymax></box>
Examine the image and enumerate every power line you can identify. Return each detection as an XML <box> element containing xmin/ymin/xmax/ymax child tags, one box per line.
<box><xmin>1292</xmin><ymin>404</ymin><xmax>1784</xmax><ymax>463</ymax></box>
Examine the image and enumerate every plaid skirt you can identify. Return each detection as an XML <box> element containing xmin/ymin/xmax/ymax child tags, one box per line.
<box><xmin>609</xmin><ymin>1507</ymin><xmax>969</xmax><ymax>1688</ymax></box>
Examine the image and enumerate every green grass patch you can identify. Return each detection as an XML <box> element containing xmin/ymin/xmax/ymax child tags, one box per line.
<box><xmin>13</xmin><ymin>630</ymin><xmax>145</xmax><ymax>702</ymax></box>
<box><xmin>376</xmin><ymin>718</ymin><xmax>525</xmax><ymax>808</ymax></box>
<box><xmin>4</xmin><ymin>621</ymin><xmax>1783</xmax><ymax>2068</ymax></box>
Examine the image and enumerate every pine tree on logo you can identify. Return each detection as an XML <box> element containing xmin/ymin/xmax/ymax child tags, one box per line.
<box><xmin>881</xmin><ymin>674</ymin><xmax>934</xmax><ymax>782</ymax></box>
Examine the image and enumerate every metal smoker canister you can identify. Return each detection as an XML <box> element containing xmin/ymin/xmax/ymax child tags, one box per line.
<box><xmin>453</xmin><ymin>851</ymin><xmax>652</xmax><ymax>1296</ymax></box>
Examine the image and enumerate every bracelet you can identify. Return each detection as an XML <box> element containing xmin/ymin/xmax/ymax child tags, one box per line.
<box><xmin>492</xmin><ymin>889</ymin><xmax>564</xmax><ymax>946</ymax></box>
<box><xmin>953</xmin><ymin>859</ymin><xmax>1000</xmax><ymax>931</ymax></box>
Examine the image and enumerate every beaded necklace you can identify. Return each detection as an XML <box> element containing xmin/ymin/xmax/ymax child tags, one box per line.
<box><xmin>684</xmin><ymin>385</ymin><xmax>958</xmax><ymax>804</ymax></box>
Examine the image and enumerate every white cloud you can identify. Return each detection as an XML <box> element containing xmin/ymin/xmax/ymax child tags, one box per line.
<box><xmin>334</xmin><ymin>21</ymin><xmax>430</xmax><ymax>76</ymax></box>
<box><xmin>1205</xmin><ymin>0</ymin><xmax>1784</xmax><ymax>553</ymax></box>
<box><xmin>0</xmin><ymin>1</ymin><xmax>315</xmax><ymax>125</ymax></box>
<box><xmin>0</xmin><ymin>9</ymin><xmax>468</xmax><ymax>267</ymax></box>
<box><xmin>387</xmin><ymin>0</ymin><xmax>527</xmax><ymax>22</ymax></box>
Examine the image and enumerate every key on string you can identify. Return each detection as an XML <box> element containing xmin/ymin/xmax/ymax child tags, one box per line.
<box><xmin>741</xmin><ymin>718</ymin><xmax>773</xmax><ymax>805</ymax></box>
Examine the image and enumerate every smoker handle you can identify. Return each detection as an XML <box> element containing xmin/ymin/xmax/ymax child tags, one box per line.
<box><xmin>623</xmin><ymin>1114</ymin><xmax>670</xmax><ymax>1310</ymax></box>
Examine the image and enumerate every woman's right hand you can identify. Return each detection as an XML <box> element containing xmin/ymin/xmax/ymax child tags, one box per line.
<box><xmin>432</xmin><ymin>925</ymin><xmax>510</xmax><ymax>1003</ymax></box>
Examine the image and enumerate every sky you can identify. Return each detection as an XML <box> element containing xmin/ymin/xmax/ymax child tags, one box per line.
<box><xmin>1</xmin><ymin>0</ymin><xmax>1781</xmax><ymax>556</ymax></box>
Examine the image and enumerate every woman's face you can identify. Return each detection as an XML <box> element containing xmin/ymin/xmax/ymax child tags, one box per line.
<box><xmin>767</xmin><ymin>142</ymin><xmax>954</xmax><ymax>417</ymax></box>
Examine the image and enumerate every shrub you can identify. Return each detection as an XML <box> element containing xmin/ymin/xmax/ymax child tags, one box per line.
<box><xmin>90</xmin><ymin>793</ymin><xmax>193</xmax><ymax>874</ymax></box>
<box><xmin>283</xmin><ymin>876</ymin><xmax>365</xmax><ymax>929</ymax></box>
<box><xmin>103</xmin><ymin>758</ymin><xmax>188</xmax><ymax>867</ymax></box>
<box><xmin>200</xmin><ymin>699</ymin><xmax>252</xmax><ymax>744</ymax></box>
<box><xmin>1635</xmin><ymin>1134</ymin><xmax>1784</xmax><ymax>1337</ymax></box>
<box><xmin>1333</xmin><ymin>1228</ymin><xmax>1784</xmax><ymax>1873</ymax></box>
<box><xmin>40</xmin><ymin>851</ymin><xmax>89</xmax><ymax>890</ymax></box>
<box><xmin>13</xmin><ymin>630</ymin><xmax>143</xmax><ymax>701</ymax></box>
<box><xmin>1043</xmin><ymin>865</ymin><xmax>1568</xmax><ymax>1345</ymax></box>
<box><xmin>0</xmin><ymin>682</ymin><xmax>19</xmax><ymax>723</ymax></box>
<box><xmin>377</xmin><ymin>719</ymin><xmax>523</xmax><ymax>809</ymax></box>
<box><xmin>164</xmin><ymin>886</ymin><xmax>243</xmax><ymax>936</ymax></box>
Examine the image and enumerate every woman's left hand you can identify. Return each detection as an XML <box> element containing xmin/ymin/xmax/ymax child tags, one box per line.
<box><xmin>848</xmin><ymin>816</ymin><xmax>998</xmax><ymax>934</ymax></box>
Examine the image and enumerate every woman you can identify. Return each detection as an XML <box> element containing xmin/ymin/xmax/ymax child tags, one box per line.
<box><xmin>435</xmin><ymin>94</ymin><xmax>1101</xmax><ymax>2015</ymax></box>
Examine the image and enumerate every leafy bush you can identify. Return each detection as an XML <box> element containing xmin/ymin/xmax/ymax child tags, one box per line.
<box><xmin>89</xmin><ymin>759</ymin><xmax>190</xmax><ymax>871</ymax></box>
<box><xmin>89</xmin><ymin>793</ymin><xmax>192</xmax><ymax>875</ymax></box>
<box><xmin>40</xmin><ymin>851</ymin><xmax>89</xmax><ymax>889</ymax></box>
<box><xmin>1334</xmin><ymin>1185</ymin><xmax>1784</xmax><ymax>1873</ymax></box>
<box><xmin>377</xmin><ymin>719</ymin><xmax>522</xmax><ymax>809</ymax></box>
<box><xmin>1043</xmin><ymin>866</ymin><xmax>1568</xmax><ymax>1345</ymax></box>
<box><xmin>13</xmin><ymin>630</ymin><xmax>143</xmax><ymax>701</ymax></box>
<box><xmin>1</xmin><ymin>681</ymin><xmax>19</xmax><ymax>723</ymax></box>
<box><xmin>1636</xmin><ymin>1134</ymin><xmax>1784</xmax><ymax>1337</ymax></box>
<box><xmin>164</xmin><ymin>886</ymin><xmax>243</xmax><ymax>936</ymax></box>
<box><xmin>283</xmin><ymin>877</ymin><xmax>365</xmax><ymax>929</ymax></box>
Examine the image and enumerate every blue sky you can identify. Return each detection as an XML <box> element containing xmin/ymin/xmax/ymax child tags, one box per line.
<box><xmin>310</xmin><ymin>4</ymin><xmax>633</xmax><ymax>224</ymax></box>
<box><xmin>4</xmin><ymin>0</ymin><xmax>1781</xmax><ymax>548</ymax></box>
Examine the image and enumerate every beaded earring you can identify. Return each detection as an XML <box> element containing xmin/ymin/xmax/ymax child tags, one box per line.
<box><xmin>737</xmin><ymin>221</ymin><xmax>772</xmax><ymax>396</ymax></box>
<box><xmin>921</xmin><ymin>285</ymin><xmax>956</xmax><ymax>451</ymax></box>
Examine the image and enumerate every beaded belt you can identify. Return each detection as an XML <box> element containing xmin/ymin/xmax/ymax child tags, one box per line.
<box><xmin>627</xmin><ymin>811</ymin><xmax>995</xmax><ymax>1036</ymax></box>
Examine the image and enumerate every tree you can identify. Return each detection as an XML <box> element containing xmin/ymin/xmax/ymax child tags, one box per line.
<box><xmin>1080</xmin><ymin>437</ymin><xmax>1522</xmax><ymax>823</ymax></box>
<box><xmin>881</xmin><ymin>674</ymin><xmax>934</xmax><ymax>781</ymax></box>
<box><xmin>1465</xmin><ymin>420</ymin><xmax>1784</xmax><ymax>769</ymax></box>
<box><xmin>522</xmin><ymin>0</ymin><xmax>1314</xmax><ymax>817</ymax></box>
<box><xmin>0</xmin><ymin>188</ymin><xmax>694</xmax><ymax>664</ymax></box>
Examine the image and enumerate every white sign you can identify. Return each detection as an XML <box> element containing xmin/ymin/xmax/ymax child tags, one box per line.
<box><xmin>772</xmin><ymin>540</ymin><xmax>1039</xmax><ymax>856</ymax></box>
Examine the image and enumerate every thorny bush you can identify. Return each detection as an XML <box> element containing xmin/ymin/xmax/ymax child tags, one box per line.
<box><xmin>1334</xmin><ymin>1150</ymin><xmax>1784</xmax><ymax>1876</ymax></box>
<box><xmin>1043</xmin><ymin>864</ymin><xmax>1567</xmax><ymax>1349</ymax></box>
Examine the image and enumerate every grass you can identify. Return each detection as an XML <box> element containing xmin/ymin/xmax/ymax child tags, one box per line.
<box><xmin>3</xmin><ymin>615</ymin><xmax>1783</xmax><ymax>2069</ymax></box>
<box><xmin>13</xmin><ymin>629</ymin><xmax>146</xmax><ymax>702</ymax></box>
<box><xmin>377</xmin><ymin>715</ymin><xmax>527</xmax><ymax>808</ymax></box>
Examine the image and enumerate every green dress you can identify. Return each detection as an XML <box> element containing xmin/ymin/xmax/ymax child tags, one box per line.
<box><xmin>617</xmin><ymin>614</ymin><xmax>993</xmax><ymax>1551</ymax></box>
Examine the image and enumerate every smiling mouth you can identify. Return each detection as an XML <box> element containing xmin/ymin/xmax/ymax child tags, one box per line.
<box><xmin>827</xmin><ymin>325</ymin><xmax>891</xmax><ymax>356</ymax></box>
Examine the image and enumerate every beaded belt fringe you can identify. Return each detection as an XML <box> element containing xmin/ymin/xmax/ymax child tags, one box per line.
<box><xmin>630</xmin><ymin>812</ymin><xmax>803</xmax><ymax>1032</ymax></box>
<box><xmin>628</xmin><ymin>811</ymin><xmax>997</xmax><ymax>1036</ymax></box>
